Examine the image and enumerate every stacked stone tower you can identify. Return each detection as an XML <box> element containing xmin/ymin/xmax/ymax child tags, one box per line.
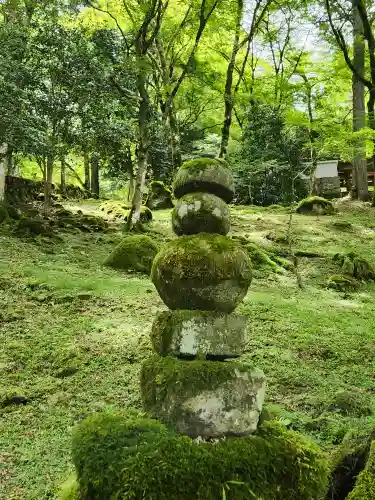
<box><xmin>141</xmin><ymin>157</ymin><xmax>266</xmax><ymax>438</ymax></box>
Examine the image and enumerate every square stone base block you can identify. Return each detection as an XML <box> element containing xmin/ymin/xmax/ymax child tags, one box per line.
<box><xmin>151</xmin><ymin>310</ymin><xmax>247</xmax><ymax>359</ymax></box>
<box><xmin>141</xmin><ymin>356</ymin><xmax>266</xmax><ymax>438</ymax></box>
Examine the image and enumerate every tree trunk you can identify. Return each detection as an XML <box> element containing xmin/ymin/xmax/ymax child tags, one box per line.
<box><xmin>60</xmin><ymin>157</ymin><xmax>66</xmax><ymax>197</ymax></box>
<box><xmin>0</xmin><ymin>144</ymin><xmax>6</xmax><ymax>203</ymax></box>
<box><xmin>84</xmin><ymin>151</ymin><xmax>90</xmax><ymax>191</ymax></box>
<box><xmin>90</xmin><ymin>153</ymin><xmax>99</xmax><ymax>199</ymax></box>
<box><xmin>44</xmin><ymin>156</ymin><xmax>54</xmax><ymax>216</ymax></box>
<box><xmin>219</xmin><ymin>0</ymin><xmax>243</xmax><ymax>158</ymax></box>
<box><xmin>352</xmin><ymin>0</ymin><xmax>369</xmax><ymax>201</ymax></box>
<box><xmin>127</xmin><ymin>69</ymin><xmax>149</xmax><ymax>230</ymax></box>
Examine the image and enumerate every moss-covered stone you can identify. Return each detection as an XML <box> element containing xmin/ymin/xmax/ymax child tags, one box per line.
<box><xmin>347</xmin><ymin>441</ymin><xmax>375</xmax><ymax>499</ymax></box>
<box><xmin>151</xmin><ymin>310</ymin><xmax>247</xmax><ymax>358</ymax></box>
<box><xmin>15</xmin><ymin>217</ymin><xmax>54</xmax><ymax>236</ymax></box>
<box><xmin>104</xmin><ymin>234</ymin><xmax>158</xmax><ymax>273</ymax></box>
<box><xmin>71</xmin><ymin>413</ymin><xmax>329</xmax><ymax>500</ymax></box>
<box><xmin>146</xmin><ymin>180</ymin><xmax>174</xmax><ymax>210</ymax></box>
<box><xmin>327</xmin><ymin>390</ymin><xmax>372</xmax><ymax>417</ymax></box>
<box><xmin>71</xmin><ymin>412</ymin><xmax>169</xmax><ymax>500</ymax></box>
<box><xmin>333</xmin><ymin>252</ymin><xmax>375</xmax><ymax>281</ymax></box>
<box><xmin>327</xmin><ymin>275</ymin><xmax>359</xmax><ymax>292</ymax></box>
<box><xmin>172</xmin><ymin>192</ymin><xmax>230</xmax><ymax>236</ymax></box>
<box><xmin>296</xmin><ymin>196</ymin><xmax>334</xmax><ymax>215</ymax></box>
<box><xmin>124</xmin><ymin>205</ymin><xmax>153</xmax><ymax>223</ymax></box>
<box><xmin>173</xmin><ymin>158</ymin><xmax>234</xmax><ymax>202</ymax></box>
<box><xmin>140</xmin><ymin>355</ymin><xmax>265</xmax><ymax>437</ymax></box>
<box><xmin>151</xmin><ymin>234</ymin><xmax>252</xmax><ymax>312</ymax></box>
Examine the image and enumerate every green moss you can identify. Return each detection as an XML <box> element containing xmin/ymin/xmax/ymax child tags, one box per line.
<box><xmin>173</xmin><ymin>157</ymin><xmax>234</xmax><ymax>202</ymax></box>
<box><xmin>347</xmin><ymin>441</ymin><xmax>375</xmax><ymax>499</ymax></box>
<box><xmin>328</xmin><ymin>390</ymin><xmax>372</xmax><ymax>417</ymax></box>
<box><xmin>104</xmin><ymin>234</ymin><xmax>158</xmax><ymax>273</ymax></box>
<box><xmin>124</xmin><ymin>205</ymin><xmax>153</xmax><ymax>223</ymax></box>
<box><xmin>233</xmin><ymin>236</ymin><xmax>290</xmax><ymax>274</ymax></box>
<box><xmin>151</xmin><ymin>234</ymin><xmax>252</xmax><ymax>312</ymax></box>
<box><xmin>70</xmin><ymin>414</ymin><xmax>329</xmax><ymax>500</ymax></box>
<box><xmin>57</xmin><ymin>475</ymin><xmax>79</xmax><ymax>500</ymax></box>
<box><xmin>333</xmin><ymin>252</ymin><xmax>375</xmax><ymax>281</ymax></box>
<box><xmin>296</xmin><ymin>196</ymin><xmax>334</xmax><ymax>215</ymax></box>
<box><xmin>71</xmin><ymin>412</ymin><xmax>169</xmax><ymax>499</ymax></box>
<box><xmin>15</xmin><ymin>217</ymin><xmax>54</xmax><ymax>236</ymax></box>
<box><xmin>172</xmin><ymin>192</ymin><xmax>230</xmax><ymax>236</ymax></box>
<box><xmin>327</xmin><ymin>275</ymin><xmax>358</xmax><ymax>292</ymax></box>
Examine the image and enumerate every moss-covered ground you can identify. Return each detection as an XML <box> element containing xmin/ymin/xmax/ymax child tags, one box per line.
<box><xmin>1</xmin><ymin>199</ymin><xmax>375</xmax><ymax>498</ymax></box>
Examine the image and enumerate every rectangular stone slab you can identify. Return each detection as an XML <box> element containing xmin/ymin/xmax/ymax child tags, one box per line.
<box><xmin>141</xmin><ymin>356</ymin><xmax>266</xmax><ymax>438</ymax></box>
<box><xmin>151</xmin><ymin>310</ymin><xmax>248</xmax><ymax>358</ymax></box>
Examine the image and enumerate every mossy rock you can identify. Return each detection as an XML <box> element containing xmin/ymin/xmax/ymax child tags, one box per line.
<box><xmin>347</xmin><ymin>441</ymin><xmax>375</xmax><ymax>499</ymax></box>
<box><xmin>141</xmin><ymin>355</ymin><xmax>265</xmax><ymax>437</ymax></box>
<box><xmin>146</xmin><ymin>181</ymin><xmax>174</xmax><ymax>210</ymax></box>
<box><xmin>151</xmin><ymin>310</ymin><xmax>247</xmax><ymax>358</ymax></box>
<box><xmin>296</xmin><ymin>196</ymin><xmax>334</xmax><ymax>215</ymax></box>
<box><xmin>327</xmin><ymin>390</ymin><xmax>372</xmax><ymax>417</ymax></box>
<box><xmin>0</xmin><ymin>204</ymin><xmax>9</xmax><ymax>223</ymax></box>
<box><xmin>104</xmin><ymin>235</ymin><xmax>158</xmax><ymax>273</ymax></box>
<box><xmin>173</xmin><ymin>158</ymin><xmax>234</xmax><ymax>202</ymax></box>
<box><xmin>99</xmin><ymin>200</ymin><xmax>130</xmax><ymax>218</ymax></box>
<box><xmin>333</xmin><ymin>252</ymin><xmax>375</xmax><ymax>281</ymax></box>
<box><xmin>151</xmin><ymin>234</ymin><xmax>252</xmax><ymax>312</ymax></box>
<box><xmin>70</xmin><ymin>412</ymin><xmax>329</xmax><ymax>500</ymax></box>
<box><xmin>233</xmin><ymin>236</ymin><xmax>290</xmax><ymax>274</ymax></box>
<box><xmin>172</xmin><ymin>192</ymin><xmax>230</xmax><ymax>236</ymax></box>
<box><xmin>15</xmin><ymin>217</ymin><xmax>54</xmax><ymax>236</ymax></box>
<box><xmin>327</xmin><ymin>275</ymin><xmax>359</xmax><ymax>292</ymax></box>
<box><xmin>124</xmin><ymin>205</ymin><xmax>153</xmax><ymax>223</ymax></box>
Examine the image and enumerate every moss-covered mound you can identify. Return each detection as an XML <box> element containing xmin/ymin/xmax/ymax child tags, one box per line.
<box><xmin>99</xmin><ymin>200</ymin><xmax>130</xmax><ymax>218</ymax></box>
<box><xmin>104</xmin><ymin>234</ymin><xmax>158</xmax><ymax>273</ymax></box>
<box><xmin>327</xmin><ymin>275</ymin><xmax>359</xmax><ymax>292</ymax></box>
<box><xmin>347</xmin><ymin>441</ymin><xmax>375</xmax><ymax>499</ymax></box>
<box><xmin>70</xmin><ymin>413</ymin><xmax>329</xmax><ymax>500</ymax></box>
<box><xmin>233</xmin><ymin>236</ymin><xmax>292</xmax><ymax>274</ymax></box>
<box><xmin>333</xmin><ymin>252</ymin><xmax>375</xmax><ymax>281</ymax></box>
<box><xmin>172</xmin><ymin>192</ymin><xmax>230</xmax><ymax>236</ymax></box>
<box><xmin>151</xmin><ymin>234</ymin><xmax>252</xmax><ymax>312</ymax></box>
<box><xmin>124</xmin><ymin>205</ymin><xmax>153</xmax><ymax>224</ymax></box>
<box><xmin>296</xmin><ymin>196</ymin><xmax>334</xmax><ymax>215</ymax></box>
<box><xmin>173</xmin><ymin>158</ymin><xmax>234</xmax><ymax>202</ymax></box>
<box><xmin>15</xmin><ymin>217</ymin><xmax>54</xmax><ymax>237</ymax></box>
<box><xmin>146</xmin><ymin>181</ymin><xmax>174</xmax><ymax>210</ymax></box>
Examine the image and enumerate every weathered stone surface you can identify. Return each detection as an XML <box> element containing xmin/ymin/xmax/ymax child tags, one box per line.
<box><xmin>151</xmin><ymin>234</ymin><xmax>252</xmax><ymax>313</ymax></box>
<box><xmin>146</xmin><ymin>181</ymin><xmax>174</xmax><ymax>210</ymax></box>
<box><xmin>151</xmin><ymin>310</ymin><xmax>247</xmax><ymax>358</ymax></box>
<box><xmin>141</xmin><ymin>356</ymin><xmax>266</xmax><ymax>438</ymax></box>
<box><xmin>172</xmin><ymin>192</ymin><xmax>230</xmax><ymax>236</ymax></box>
<box><xmin>173</xmin><ymin>158</ymin><xmax>234</xmax><ymax>202</ymax></box>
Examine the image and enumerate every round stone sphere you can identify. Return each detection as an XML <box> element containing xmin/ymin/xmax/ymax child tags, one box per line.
<box><xmin>151</xmin><ymin>234</ymin><xmax>252</xmax><ymax>312</ymax></box>
<box><xmin>172</xmin><ymin>192</ymin><xmax>230</xmax><ymax>236</ymax></box>
<box><xmin>173</xmin><ymin>158</ymin><xmax>234</xmax><ymax>203</ymax></box>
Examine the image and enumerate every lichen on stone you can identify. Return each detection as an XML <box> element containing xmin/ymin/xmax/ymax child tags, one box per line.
<box><xmin>172</xmin><ymin>192</ymin><xmax>230</xmax><ymax>236</ymax></box>
<box><xmin>173</xmin><ymin>158</ymin><xmax>234</xmax><ymax>202</ymax></box>
<box><xmin>104</xmin><ymin>234</ymin><xmax>158</xmax><ymax>273</ymax></box>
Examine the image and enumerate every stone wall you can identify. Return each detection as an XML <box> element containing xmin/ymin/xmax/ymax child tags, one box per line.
<box><xmin>5</xmin><ymin>176</ymin><xmax>89</xmax><ymax>204</ymax></box>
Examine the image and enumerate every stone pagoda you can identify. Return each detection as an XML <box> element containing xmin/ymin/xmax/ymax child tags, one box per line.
<box><xmin>141</xmin><ymin>157</ymin><xmax>266</xmax><ymax>438</ymax></box>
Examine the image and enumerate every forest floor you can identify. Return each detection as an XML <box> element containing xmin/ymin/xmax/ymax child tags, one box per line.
<box><xmin>1</xmin><ymin>200</ymin><xmax>375</xmax><ymax>499</ymax></box>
